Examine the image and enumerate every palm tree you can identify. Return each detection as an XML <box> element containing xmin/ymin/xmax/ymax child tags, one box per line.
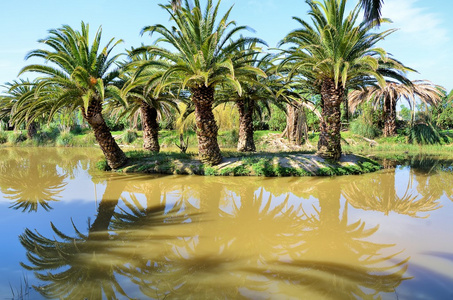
<box><xmin>136</xmin><ymin>0</ymin><xmax>266</xmax><ymax>165</ymax></box>
<box><xmin>214</xmin><ymin>49</ymin><xmax>278</xmax><ymax>152</ymax></box>
<box><xmin>113</xmin><ymin>51</ymin><xmax>180</xmax><ymax>152</ymax></box>
<box><xmin>18</xmin><ymin>22</ymin><xmax>127</xmax><ymax>169</ymax></box>
<box><xmin>279</xmin><ymin>0</ymin><xmax>405</xmax><ymax>160</ymax></box>
<box><xmin>0</xmin><ymin>80</ymin><xmax>40</xmax><ymax>138</ymax></box>
<box><xmin>349</xmin><ymin>80</ymin><xmax>444</xmax><ymax>136</ymax></box>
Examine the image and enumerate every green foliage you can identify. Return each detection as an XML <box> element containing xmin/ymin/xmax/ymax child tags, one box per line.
<box><xmin>96</xmin><ymin>159</ymin><xmax>111</xmax><ymax>171</ymax></box>
<box><xmin>56</xmin><ymin>132</ymin><xmax>74</xmax><ymax>146</ymax></box>
<box><xmin>104</xmin><ymin>115</ymin><xmax>129</xmax><ymax>131</ymax></box>
<box><xmin>350</xmin><ymin>102</ymin><xmax>381</xmax><ymax>138</ymax></box>
<box><xmin>218</xmin><ymin>129</ymin><xmax>239</xmax><ymax>147</ymax></box>
<box><xmin>430</xmin><ymin>90</ymin><xmax>453</xmax><ymax>129</ymax></box>
<box><xmin>70</xmin><ymin>125</ymin><xmax>84</xmax><ymax>135</ymax></box>
<box><xmin>79</xmin><ymin>132</ymin><xmax>97</xmax><ymax>146</ymax></box>
<box><xmin>119</xmin><ymin>129</ymin><xmax>138</xmax><ymax>144</ymax></box>
<box><xmin>405</xmin><ymin>122</ymin><xmax>445</xmax><ymax>145</ymax></box>
<box><xmin>251</xmin><ymin>158</ymin><xmax>273</xmax><ymax>176</ymax></box>
<box><xmin>399</xmin><ymin>105</ymin><xmax>412</xmax><ymax>122</ymax></box>
<box><xmin>204</xmin><ymin>167</ymin><xmax>217</xmax><ymax>176</ymax></box>
<box><xmin>350</xmin><ymin>119</ymin><xmax>381</xmax><ymax>139</ymax></box>
<box><xmin>219</xmin><ymin>165</ymin><xmax>251</xmax><ymax>176</ymax></box>
<box><xmin>8</xmin><ymin>132</ymin><xmax>27</xmax><ymax>144</ymax></box>
<box><xmin>214</xmin><ymin>104</ymin><xmax>240</xmax><ymax>132</ymax></box>
<box><xmin>268</xmin><ymin>104</ymin><xmax>287</xmax><ymax>131</ymax></box>
<box><xmin>0</xmin><ymin>131</ymin><xmax>7</xmax><ymax>144</ymax></box>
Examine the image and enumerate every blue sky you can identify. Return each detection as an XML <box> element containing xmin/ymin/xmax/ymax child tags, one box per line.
<box><xmin>1</xmin><ymin>0</ymin><xmax>452</xmax><ymax>91</ymax></box>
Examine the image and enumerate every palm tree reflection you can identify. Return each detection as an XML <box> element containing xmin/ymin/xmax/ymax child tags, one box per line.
<box><xmin>343</xmin><ymin>167</ymin><xmax>442</xmax><ymax>218</ymax></box>
<box><xmin>242</xmin><ymin>177</ymin><xmax>410</xmax><ymax>299</ymax></box>
<box><xmin>19</xmin><ymin>176</ymin><xmax>128</xmax><ymax>299</ymax></box>
<box><xmin>0</xmin><ymin>149</ymin><xmax>67</xmax><ymax>212</ymax></box>
<box><xmin>20</xmin><ymin>175</ymin><xmax>413</xmax><ymax>299</ymax></box>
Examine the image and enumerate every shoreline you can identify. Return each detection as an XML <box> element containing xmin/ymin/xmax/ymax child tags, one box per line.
<box><xmin>112</xmin><ymin>153</ymin><xmax>382</xmax><ymax>176</ymax></box>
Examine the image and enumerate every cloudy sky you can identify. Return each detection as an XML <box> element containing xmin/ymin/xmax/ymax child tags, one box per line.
<box><xmin>0</xmin><ymin>0</ymin><xmax>452</xmax><ymax>91</ymax></box>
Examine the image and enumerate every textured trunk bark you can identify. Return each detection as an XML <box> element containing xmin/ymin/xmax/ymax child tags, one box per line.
<box><xmin>82</xmin><ymin>99</ymin><xmax>127</xmax><ymax>169</ymax></box>
<box><xmin>383</xmin><ymin>96</ymin><xmax>397</xmax><ymax>137</ymax></box>
<box><xmin>236</xmin><ymin>99</ymin><xmax>256</xmax><ymax>152</ymax></box>
<box><xmin>283</xmin><ymin>103</ymin><xmax>308</xmax><ymax>145</ymax></box>
<box><xmin>317</xmin><ymin>79</ymin><xmax>343</xmax><ymax>160</ymax></box>
<box><xmin>27</xmin><ymin>120</ymin><xmax>37</xmax><ymax>139</ymax></box>
<box><xmin>191</xmin><ymin>86</ymin><xmax>222</xmax><ymax>165</ymax></box>
<box><xmin>140</xmin><ymin>101</ymin><xmax>160</xmax><ymax>152</ymax></box>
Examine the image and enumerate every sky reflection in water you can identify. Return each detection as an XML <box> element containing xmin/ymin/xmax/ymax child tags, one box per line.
<box><xmin>0</xmin><ymin>148</ymin><xmax>452</xmax><ymax>299</ymax></box>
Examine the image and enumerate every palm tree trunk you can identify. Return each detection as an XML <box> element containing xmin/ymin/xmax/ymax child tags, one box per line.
<box><xmin>191</xmin><ymin>86</ymin><xmax>222</xmax><ymax>165</ymax></box>
<box><xmin>284</xmin><ymin>103</ymin><xmax>308</xmax><ymax>145</ymax></box>
<box><xmin>383</xmin><ymin>96</ymin><xmax>397</xmax><ymax>136</ymax></box>
<box><xmin>82</xmin><ymin>99</ymin><xmax>127</xmax><ymax>169</ymax></box>
<box><xmin>27</xmin><ymin>120</ymin><xmax>38</xmax><ymax>139</ymax></box>
<box><xmin>317</xmin><ymin>79</ymin><xmax>343</xmax><ymax>160</ymax></box>
<box><xmin>236</xmin><ymin>99</ymin><xmax>256</xmax><ymax>152</ymax></box>
<box><xmin>141</xmin><ymin>101</ymin><xmax>160</xmax><ymax>152</ymax></box>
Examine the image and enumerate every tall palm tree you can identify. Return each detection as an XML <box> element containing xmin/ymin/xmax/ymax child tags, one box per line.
<box><xmin>215</xmin><ymin>49</ymin><xmax>278</xmax><ymax>152</ymax></box>
<box><xmin>113</xmin><ymin>51</ymin><xmax>180</xmax><ymax>152</ymax></box>
<box><xmin>348</xmin><ymin>80</ymin><xmax>444</xmax><ymax>136</ymax></box>
<box><xmin>18</xmin><ymin>22</ymin><xmax>127</xmax><ymax>169</ymax></box>
<box><xmin>279</xmin><ymin>0</ymin><xmax>405</xmax><ymax>160</ymax></box>
<box><xmin>136</xmin><ymin>0</ymin><xmax>266</xmax><ymax>165</ymax></box>
<box><xmin>0</xmin><ymin>80</ymin><xmax>42</xmax><ymax>138</ymax></box>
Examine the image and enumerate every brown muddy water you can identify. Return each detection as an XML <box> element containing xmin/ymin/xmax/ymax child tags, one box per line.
<box><xmin>0</xmin><ymin>148</ymin><xmax>452</xmax><ymax>299</ymax></box>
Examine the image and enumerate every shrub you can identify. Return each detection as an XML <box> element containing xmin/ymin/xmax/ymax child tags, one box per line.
<box><xmin>75</xmin><ymin>132</ymin><xmax>97</xmax><ymax>146</ymax></box>
<box><xmin>8</xmin><ymin>132</ymin><xmax>27</xmax><ymax>144</ymax></box>
<box><xmin>0</xmin><ymin>131</ymin><xmax>7</xmax><ymax>144</ymax></box>
<box><xmin>268</xmin><ymin>105</ymin><xmax>287</xmax><ymax>132</ymax></box>
<box><xmin>119</xmin><ymin>129</ymin><xmax>138</xmax><ymax>144</ymax></box>
<box><xmin>56</xmin><ymin>132</ymin><xmax>74</xmax><ymax>146</ymax></box>
<box><xmin>350</xmin><ymin>119</ymin><xmax>381</xmax><ymax>139</ymax></box>
<box><xmin>70</xmin><ymin>125</ymin><xmax>84</xmax><ymax>135</ymax></box>
<box><xmin>406</xmin><ymin>122</ymin><xmax>445</xmax><ymax>145</ymax></box>
<box><xmin>218</xmin><ymin>129</ymin><xmax>238</xmax><ymax>147</ymax></box>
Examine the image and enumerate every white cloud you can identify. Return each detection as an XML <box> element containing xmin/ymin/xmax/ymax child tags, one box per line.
<box><xmin>383</xmin><ymin>0</ymin><xmax>449</xmax><ymax>47</ymax></box>
<box><xmin>380</xmin><ymin>0</ymin><xmax>452</xmax><ymax>90</ymax></box>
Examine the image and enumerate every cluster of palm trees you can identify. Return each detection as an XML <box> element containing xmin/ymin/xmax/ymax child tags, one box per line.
<box><xmin>0</xmin><ymin>0</ymin><xmax>444</xmax><ymax>168</ymax></box>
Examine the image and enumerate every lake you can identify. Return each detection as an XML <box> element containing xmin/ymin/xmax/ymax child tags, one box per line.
<box><xmin>0</xmin><ymin>148</ymin><xmax>452</xmax><ymax>299</ymax></box>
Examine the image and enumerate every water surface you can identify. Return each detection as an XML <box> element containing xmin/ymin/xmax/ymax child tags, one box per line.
<box><xmin>0</xmin><ymin>148</ymin><xmax>452</xmax><ymax>299</ymax></box>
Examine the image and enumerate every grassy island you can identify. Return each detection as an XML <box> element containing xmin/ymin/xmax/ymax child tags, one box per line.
<box><xmin>107</xmin><ymin>151</ymin><xmax>382</xmax><ymax>177</ymax></box>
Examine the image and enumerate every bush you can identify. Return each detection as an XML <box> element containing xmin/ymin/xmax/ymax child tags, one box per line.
<box><xmin>0</xmin><ymin>131</ymin><xmax>7</xmax><ymax>144</ymax></box>
<box><xmin>268</xmin><ymin>105</ymin><xmax>287</xmax><ymax>132</ymax></box>
<box><xmin>8</xmin><ymin>132</ymin><xmax>27</xmax><ymax>144</ymax></box>
<box><xmin>104</xmin><ymin>115</ymin><xmax>129</xmax><ymax>131</ymax></box>
<box><xmin>218</xmin><ymin>129</ymin><xmax>238</xmax><ymax>147</ymax></box>
<box><xmin>70</xmin><ymin>125</ymin><xmax>84</xmax><ymax>135</ymax></box>
<box><xmin>81</xmin><ymin>132</ymin><xmax>97</xmax><ymax>146</ymax></box>
<box><xmin>119</xmin><ymin>129</ymin><xmax>138</xmax><ymax>144</ymax></box>
<box><xmin>56</xmin><ymin>132</ymin><xmax>74</xmax><ymax>146</ymax></box>
<box><xmin>350</xmin><ymin>119</ymin><xmax>381</xmax><ymax>139</ymax></box>
<box><xmin>406</xmin><ymin>122</ymin><xmax>445</xmax><ymax>145</ymax></box>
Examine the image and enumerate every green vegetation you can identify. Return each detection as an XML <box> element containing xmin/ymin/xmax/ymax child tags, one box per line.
<box><xmin>0</xmin><ymin>0</ymin><xmax>451</xmax><ymax>176</ymax></box>
<box><xmin>99</xmin><ymin>146</ymin><xmax>381</xmax><ymax>177</ymax></box>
